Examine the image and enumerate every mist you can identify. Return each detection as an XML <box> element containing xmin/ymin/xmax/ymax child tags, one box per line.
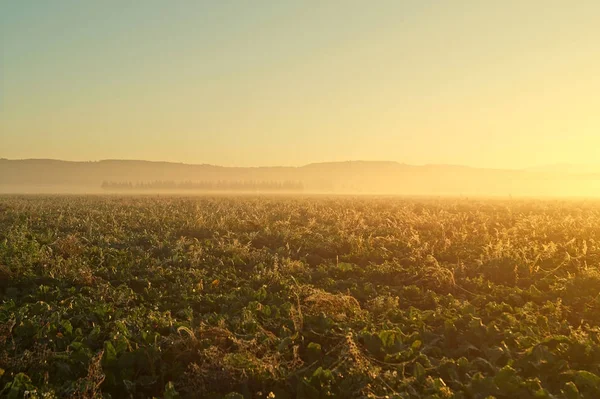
<box><xmin>2</xmin><ymin>158</ymin><xmax>600</xmax><ymax>197</ymax></box>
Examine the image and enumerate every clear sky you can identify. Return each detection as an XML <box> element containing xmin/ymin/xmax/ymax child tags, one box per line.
<box><xmin>1</xmin><ymin>1</ymin><xmax>599</xmax><ymax>168</ymax></box>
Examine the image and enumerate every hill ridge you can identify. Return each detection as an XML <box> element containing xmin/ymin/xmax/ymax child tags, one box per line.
<box><xmin>1</xmin><ymin>158</ymin><xmax>600</xmax><ymax>196</ymax></box>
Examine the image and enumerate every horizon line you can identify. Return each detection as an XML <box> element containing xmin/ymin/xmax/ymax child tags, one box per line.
<box><xmin>0</xmin><ymin>157</ymin><xmax>546</xmax><ymax>171</ymax></box>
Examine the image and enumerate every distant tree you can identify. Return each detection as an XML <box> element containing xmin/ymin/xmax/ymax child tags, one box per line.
<box><xmin>100</xmin><ymin>179</ymin><xmax>304</xmax><ymax>192</ymax></box>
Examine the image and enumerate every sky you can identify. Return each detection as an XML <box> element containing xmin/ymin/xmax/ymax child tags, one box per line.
<box><xmin>1</xmin><ymin>0</ymin><xmax>599</xmax><ymax>168</ymax></box>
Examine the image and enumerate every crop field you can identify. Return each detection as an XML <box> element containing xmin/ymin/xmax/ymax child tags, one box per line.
<box><xmin>1</xmin><ymin>196</ymin><xmax>600</xmax><ymax>399</ymax></box>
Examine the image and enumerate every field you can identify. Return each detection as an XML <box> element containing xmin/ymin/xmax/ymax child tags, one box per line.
<box><xmin>1</xmin><ymin>196</ymin><xmax>600</xmax><ymax>399</ymax></box>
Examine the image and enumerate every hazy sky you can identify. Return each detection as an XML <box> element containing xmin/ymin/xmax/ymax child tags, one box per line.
<box><xmin>1</xmin><ymin>1</ymin><xmax>599</xmax><ymax>168</ymax></box>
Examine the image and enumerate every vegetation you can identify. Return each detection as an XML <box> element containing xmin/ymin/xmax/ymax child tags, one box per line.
<box><xmin>100</xmin><ymin>181</ymin><xmax>304</xmax><ymax>192</ymax></box>
<box><xmin>1</xmin><ymin>195</ymin><xmax>600</xmax><ymax>398</ymax></box>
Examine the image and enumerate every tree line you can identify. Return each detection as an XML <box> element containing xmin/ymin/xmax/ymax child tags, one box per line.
<box><xmin>101</xmin><ymin>180</ymin><xmax>304</xmax><ymax>192</ymax></box>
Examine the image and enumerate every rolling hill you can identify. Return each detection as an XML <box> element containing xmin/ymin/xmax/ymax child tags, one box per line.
<box><xmin>1</xmin><ymin>158</ymin><xmax>600</xmax><ymax>196</ymax></box>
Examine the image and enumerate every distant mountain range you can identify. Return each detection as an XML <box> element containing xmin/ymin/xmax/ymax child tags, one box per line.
<box><xmin>1</xmin><ymin>158</ymin><xmax>600</xmax><ymax>196</ymax></box>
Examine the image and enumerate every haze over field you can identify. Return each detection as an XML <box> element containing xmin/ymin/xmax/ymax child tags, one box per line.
<box><xmin>2</xmin><ymin>158</ymin><xmax>600</xmax><ymax>197</ymax></box>
<box><xmin>2</xmin><ymin>1</ymin><xmax>600</xmax><ymax>195</ymax></box>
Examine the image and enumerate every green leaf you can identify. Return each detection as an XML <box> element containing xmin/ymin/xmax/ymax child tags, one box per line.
<box><xmin>306</xmin><ymin>342</ymin><xmax>322</xmax><ymax>362</ymax></box>
<box><xmin>457</xmin><ymin>357</ymin><xmax>469</xmax><ymax>369</ymax></box>
<box><xmin>570</xmin><ymin>370</ymin><xmax>600</xmax><ymax>395</ymax></box>
<box><xmin>60</xmin><ymin>319</ymin><xmax>73</xmax><ymax>335</ymax></box>
<box><xmin>414</xmin><ymin>362</ymin><xmax>426</xmax><ymax>381</ymax></box>
<box><xmin>164</xmin><ymin>381</ymin><xmax>180</xmax><ymax>399</ymax></box>
<box><xmin>103</xmin><ymin>341</ymin><xmax>118</xmax><ymax>366</ymax></box>
<box><xmin>311</xmin><ymin>366</ymin><xmax>334</xmax><ymax>383</ymax></box>
<box><xmin>562</xmin><ymin>381</ymin><xmax>581</xmax><ymax>399</ymax></box>
<box><xmin>378</xmin><ymin>330</ymin><xmax>398</xmax><ymax>349</ymax></box>
<box><xmin>5</xmin><ymin>373</ymin><xmax>36</xmax><ymax>399</ymax></box>
<box><xmin>494</xmin><ymin>365</ymin><xmax>520</xmax><ymax>394</ymax></box>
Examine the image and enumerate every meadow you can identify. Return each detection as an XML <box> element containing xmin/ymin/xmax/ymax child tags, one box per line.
<box><xmin>1</xmin><ymin>195</ymin><xmax>600</xmax><ymax>398</ymax></box>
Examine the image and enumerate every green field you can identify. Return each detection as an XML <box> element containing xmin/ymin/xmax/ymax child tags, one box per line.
<box><xmin>1</xmin><ymin>196</ymin><xmax>600</xmax><ymax>398</ymax></box>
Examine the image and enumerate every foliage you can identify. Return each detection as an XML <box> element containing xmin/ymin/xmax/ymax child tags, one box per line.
<box><xmin>1</xmin><ymin>195</ymin><xmax>600</xmax><ymax>398</ymax></box>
